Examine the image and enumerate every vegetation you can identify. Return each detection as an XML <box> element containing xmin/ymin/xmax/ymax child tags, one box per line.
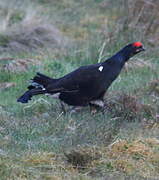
<box><xmin>0</xmin><ymin>0</ymin><xmax>159</xmax><ymax>179</ymax></box>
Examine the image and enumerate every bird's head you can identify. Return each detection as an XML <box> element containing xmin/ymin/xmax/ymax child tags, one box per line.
<box><xmin>126</xmin><ymin>41</ymin><xmax>145</xmax><ymax>57</ymax></box>
<box><xmin>118</xmin><ymin>41</ymin><xmax>145</xmax><ymax>61</ymax></box>
<box><xmin>132</xmin><ymin>41</ymin><xmax>145</xmax><ymax>54</ymax></box>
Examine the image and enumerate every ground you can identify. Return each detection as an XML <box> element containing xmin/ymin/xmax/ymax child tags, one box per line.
<box><xmin>0</xmin><ymin>0</ymin><xmax>159</xmax><ymax>179</ymax></box>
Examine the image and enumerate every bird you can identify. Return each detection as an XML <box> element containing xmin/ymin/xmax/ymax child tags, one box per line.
<box><xmin>17</xmin><ymin>42</ymin><xmax>145</xmax><ymax>112</ymax></box>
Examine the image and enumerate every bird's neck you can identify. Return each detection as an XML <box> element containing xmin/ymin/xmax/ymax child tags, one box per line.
<box><xmin>113</xmin><ymin>48</ymin><xmax>132</xmax><ymax>62</ymax></box>
<box><xmin>104</xmin><ymin>48</ymin><xmax>131</xmax><ymax>66</ymax></box>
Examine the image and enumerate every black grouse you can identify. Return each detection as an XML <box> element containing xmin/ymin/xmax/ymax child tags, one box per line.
<box><xmin>17</xmin><ymin>42</ymin><xmax>145</xmax><ymax>110</ymax></box>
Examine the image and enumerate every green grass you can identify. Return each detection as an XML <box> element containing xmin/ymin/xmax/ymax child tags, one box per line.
<box><xmin>0</xmin><ymin>0</ymin><xmax>159</xmax><ymax>179</ymax></box>
<box><xmin>0</xmin><ymin>49</ymin><xmax>159</xmax><ymax>179</ymax></box>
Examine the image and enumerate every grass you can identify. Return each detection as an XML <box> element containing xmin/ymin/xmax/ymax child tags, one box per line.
<box><xmin>0</xmin><ymin>51</ymin><xmax>159</xmax><ymax>179</ymax></box>
<box><xmin>0</xmin><ymin>0</ymin><xmax>159</xmax><ymax>179</ymax></box>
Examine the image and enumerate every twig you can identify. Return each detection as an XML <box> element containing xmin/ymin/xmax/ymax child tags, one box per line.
<box><xmin>23</xmin><ymin>98</ymin><xmax>51</xmax><ymax>114</ymax></box>
<box><xmin>98</xmin><ymin>42</ymin><xmax>106</xmax><ymax>63</ymax></box>
<box><xmin>0</xmin><ymin>57</ymin><xmax>14</xmax><ymax>61</ymax></box>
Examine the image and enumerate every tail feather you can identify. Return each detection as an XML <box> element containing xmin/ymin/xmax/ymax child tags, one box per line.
<box><xmin>17</xmin><ymin>91</ymin><xmax>32</xmax><ymax>103</ymax></box>
<box><xmin>17</xmin><ymin>87</ymin><xmax>66</xmax><ymax>103</ymax></box>
<box><xmin>17</xmin><ymin>88</ymin><xmax>46</xmax><ymax>103</ymax></box>
<box><xmin>17</xmin><ymin>72</ymin><xmax>63</xmax><ymax>103</ymax></box>
<box><xmin>31</xmin><ymin>72</ymin><xmax>57</xmax><ymax>88</ymax></box>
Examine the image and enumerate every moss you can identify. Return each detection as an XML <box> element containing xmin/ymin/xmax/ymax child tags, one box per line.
<box><xmin>0</xmin><ymin>34</ymin><xmax>10</xmax><ymax>47</ymax></box>
<box><xmin>9</xmin><ymin>11</ymin><xmax>25</xmax><ymax>26</ymax></box>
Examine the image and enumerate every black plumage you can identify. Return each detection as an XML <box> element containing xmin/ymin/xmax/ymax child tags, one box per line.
<box><xmin>17</xmin><ymin>42</ymin><xmax>145</xmax><ymax>109</ymax></box>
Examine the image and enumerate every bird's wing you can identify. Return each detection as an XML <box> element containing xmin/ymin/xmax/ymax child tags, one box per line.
<box><xmin>46</xmin><ymin>64</ymin><xmax>104</xmax><ymax>93</ymax></box>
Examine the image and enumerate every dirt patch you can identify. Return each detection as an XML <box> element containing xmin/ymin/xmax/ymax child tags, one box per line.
<box><xmin>64</xmin><ymin>147</ymin><xmax>101</xmax><ymax>169</ymax></box>
<box><xmin>63</xmin><ymin>138</ymin><xmax>159</xmax><ymax>178</ymax></box>
<box><xmin>1</xmin><ymin>138</ymin><xmax>159</xmax><ymax>179</ymax></box>
<box><xmin>0</xmin><ymin>82</ymin><xmax>16</xmax><ymax>90</ymax></box>
<box><xmin>124</xmin><ymin>58</ymin><xmax>154</xmax><ymax>72</ymax></box>
<box><xmin>0</xmin><ymin>24</ymin><xmax>70</xmax><ymax>54</ymax></box>
<box><xmin>148</xmin><ymin>79</ymin><xmax>159</xmax><ymax>96</ymax></box>
<box><xmin>104</xmin><ymin>93</ymin><xmax>155</xmax><ymax>121</ymax></box>
<box><xmin>1</xmin><ymin>58</ymin><xmax>41</xmax><ymax>73</ymax></box>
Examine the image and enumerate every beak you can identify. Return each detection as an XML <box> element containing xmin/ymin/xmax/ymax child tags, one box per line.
<box><xmin>136</xmin><ymin>47</ymin><xmax>145</xmax><ymax>53</ymax></box>
<box><xmin>141</xmin><ymin>47</ymin><xmax>145</xmax><ymax>51</ymax></box>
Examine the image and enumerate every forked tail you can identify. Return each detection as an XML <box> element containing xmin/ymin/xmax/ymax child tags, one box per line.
<box><xmin>28</xmin><ymin>72</ymin><xmax>57</xmax><ymax>89</ymax></box>
<box><xmin>17</xmin><ymin>88</ymin><xmax>47</xmax><ymax>103</ymax></box>
<box><xmin>17</xmin><ymin>72</ymin><xmax>57</xmax><ymax>103</ymax></box>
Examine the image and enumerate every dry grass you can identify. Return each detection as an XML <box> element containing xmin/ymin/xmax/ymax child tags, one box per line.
<box><xmin>0</xmin><ymin>82</ymin><xmax>16</xmax><ymax>90</ymax></box>
<box><xmin>107</xmin><ymin>138</ymin><xmax>159</xmax><ymax>177</ymax></box>
<box><xmin>124</xmin><ymin>58</ymin><xmax>154</xmax><ymax>72</ymax></box>
<box><xmin>66</xmin><ymin>138</ymin><xmax>159</xmax><ymax>178</ymax></box>
<box><xmin>0</xmin><ymin>0</ymin><xmax>159</xmax><ymax>179</ymax></box>
<box><xmin>148</xmin><ymin>79</ymin><xmax>159</xmax><ymax>96</ymax></box>
<box><xmin>0</xmin><ymin>58</ymin><xmax>42</xmax><ymax>73</ymax></box>
<box><xmin>104</xmin><ymin>92</ymin><xmax>156</xmax><ymax>122</ymax></box>
<box><xmin>0</xmin><ymin>24</ymin><xmax>69</xmax><ymax>54</ymax></box>
<box><xmin>0</xmin><ymin>0</ymin><xmax>70</xmax><ymax>55</ymax></box>
<box><xmin>1</xmin><ymin>137</ymin><xmax>158</xmax><ymax>179</ymax></box>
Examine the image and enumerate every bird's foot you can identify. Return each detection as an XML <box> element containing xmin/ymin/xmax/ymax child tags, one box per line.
<box><xmin>90</xmin><ymin>106</ymin><xmax>98</xmax><ymax>115</ymax></box>
<box><xmin>69</xmin><ymin>106</ymin><xmax>83</xmax><ymax>114</ymax></box>
<box><xmin>60</xmin><ymin>101</ymin><xmax>67</xmax><ymax>114</ymax></box>
<box><xmin>89</xmin><ymin>100</ymin><xmax>105</xmax><ymax>114</ymax></box>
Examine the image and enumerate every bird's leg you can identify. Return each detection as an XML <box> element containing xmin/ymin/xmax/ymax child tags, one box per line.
<box><xmin>69</xmin><ymin>106</ymin><xmax>83</xmax><ymax>114</ymax></box>
<box><xmin>89</xmin><ymin>100</ymin><xmax>105</xmax><ymax>114</ymax></box>
<box><xmin>60</xmin><ymin>102</ymin><xmax>83</xmax><ymax>114</ymax></box>
<box><xmin>60</xmin><ymin>101</ymin><xmax>67</xmax><ymax>114</ymax></box>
